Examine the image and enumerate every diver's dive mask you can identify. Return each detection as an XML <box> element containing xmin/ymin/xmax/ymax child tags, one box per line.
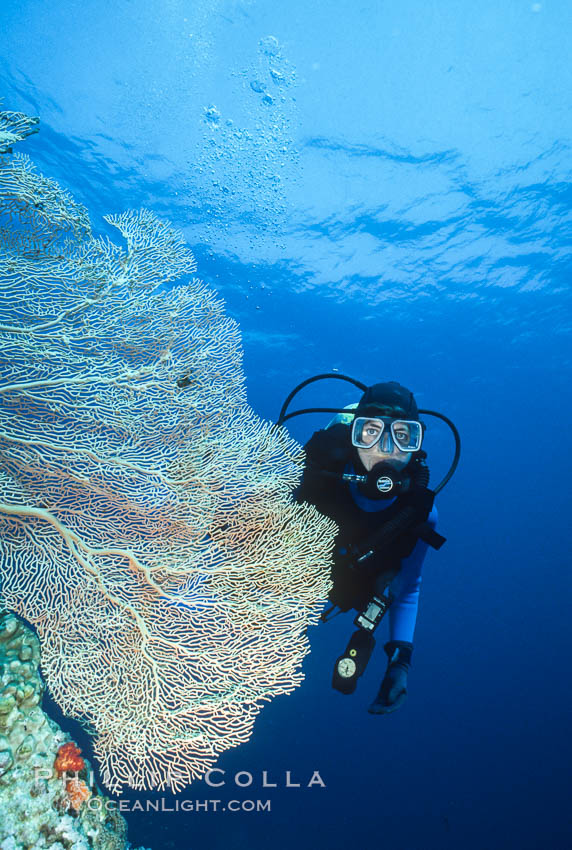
<box><xmin>351</xmin><ymin>416</ymin><xmax>423</xmax><ymax>453</ymax></box>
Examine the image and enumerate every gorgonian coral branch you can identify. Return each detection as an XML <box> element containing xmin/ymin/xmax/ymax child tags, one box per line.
<box><xmin>0</xmin><ymin>112</ymin><xmax>335</xmax><ymax>793</ymax></box>
<box><xmin>0</xmin><ymin>108</ymin><xmax>39</xmax><ymax>154</ymax></box>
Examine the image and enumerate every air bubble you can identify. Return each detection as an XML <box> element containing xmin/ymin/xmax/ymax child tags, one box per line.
<box><xmin>259</xmin><ymin>35</ymin><xmax>280</xmax><ymax>57</ymax></box>
<box><xmin>204</xmin><ymin>105</ymin><xmax>221</xmax><ymax>125</ymax></box>
<box><xmin>250</xmin><ymin>80</ymin><xmax>266</xmax><ymax>94</ymax></box>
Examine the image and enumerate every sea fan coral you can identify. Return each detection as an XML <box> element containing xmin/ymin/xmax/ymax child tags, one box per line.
<box><xmin>0</xmin><ymin>107</ymin><xmax>39</xmax><ymax>154</ymax></box>
<box><xmin>0</xmin><ymin>111</ymin><xmax>336</xmax><ymax>793</ymax></box>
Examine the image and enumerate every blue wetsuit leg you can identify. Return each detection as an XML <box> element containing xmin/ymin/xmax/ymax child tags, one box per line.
<box><xmin>374</xmin><ymin>505</ymin><xmax>438</xmax><ymax>644</ymax></box>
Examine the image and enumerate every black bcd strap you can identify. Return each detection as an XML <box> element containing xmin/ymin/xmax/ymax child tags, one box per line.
<box><xmin>414</xmin><ymin>521</ymin><xmax>446</xmax><ymax>550</ymax></box>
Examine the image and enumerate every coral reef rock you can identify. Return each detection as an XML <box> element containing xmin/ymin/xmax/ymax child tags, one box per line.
<box><xmin>0</xmin><ymin>611</ymin><xmax>149</xmax><ymax>850</ymax></box>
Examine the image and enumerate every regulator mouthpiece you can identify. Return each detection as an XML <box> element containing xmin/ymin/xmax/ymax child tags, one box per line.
<box><xmin>361</xmin><ymin>462</ymin><xmax>411</xmax><ymax>500</ymax></box>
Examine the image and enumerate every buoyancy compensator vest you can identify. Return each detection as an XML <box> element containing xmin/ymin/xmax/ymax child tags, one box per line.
<box><xmin>295</xmin><ymin>421</ymin><xmax>446</xmax><ymax>613</ymax></box>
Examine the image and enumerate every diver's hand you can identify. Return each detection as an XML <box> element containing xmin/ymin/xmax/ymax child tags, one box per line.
<box><xmin>328</xmin><ymin>561</ymin><xmax>357</xmax><ymax>612</ymax></box>
<box><xmin>368</xmin><ymin>641</ymin><xmax>413</xmax><ymax>715</ymax></box>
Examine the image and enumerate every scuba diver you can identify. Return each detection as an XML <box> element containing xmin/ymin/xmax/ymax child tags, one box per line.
<box><xmin>277</xmin><ymin>375</ymin><xmax>460</xmax><ymax>715</ymax></box>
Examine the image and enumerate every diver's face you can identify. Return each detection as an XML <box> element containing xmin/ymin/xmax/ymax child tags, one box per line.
<box><xmin>356</xmin><ymin>419</ymin><xmax>412</xmax><ymax>472</ymax></box>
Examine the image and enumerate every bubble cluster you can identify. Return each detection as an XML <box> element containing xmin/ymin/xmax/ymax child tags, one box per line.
<box><xmin>258</xmin><ymin>35</ymin><xmax>280</xmax><ymax>57</ymax></box>
<box><xmin>203</xmin><ymin>104</ymin><xmax>221</xmax><ymax>126</ymax></box>
<box><xmin>189</xmin><ymin>35</ymin><xmax>298</xmax><ymax>249</ymax></box>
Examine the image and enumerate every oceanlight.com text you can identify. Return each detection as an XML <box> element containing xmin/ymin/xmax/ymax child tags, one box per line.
<box><xmin>88</xmin><ymin>797</ymin><xmax>271</xmax><ymax>813</ymax></box>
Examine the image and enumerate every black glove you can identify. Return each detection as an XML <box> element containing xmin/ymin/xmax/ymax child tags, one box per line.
<box><xmin>304</xmin><ymin>424</ymin><xmax>350</xmax><ymax>469</ymax></box>
<box><xmin>328</xmin><ymin>557</ymin><xmax>374</xmax><ymax>613</ymax></box>
<box><xmin>368</xmin><ymin>640</ymin><xmax>413</xmax><ymax>715</ymax></box>
<box><xmin>327</xmin><ymin>557</ymin><xmax>361</xmax><ymax>611</ymax></box>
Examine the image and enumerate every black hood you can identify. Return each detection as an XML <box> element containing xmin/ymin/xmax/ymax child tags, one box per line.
<box><xmin>355</xmin><ymin>381</ymin><xmax>419</xmax><ymax>420</ymax></box>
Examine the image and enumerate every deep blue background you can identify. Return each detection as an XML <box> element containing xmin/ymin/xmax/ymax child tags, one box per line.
<box><xmin>3</xmin><ymin>1</ymin><xmax>572</xmax><ymax>848</ymax></box>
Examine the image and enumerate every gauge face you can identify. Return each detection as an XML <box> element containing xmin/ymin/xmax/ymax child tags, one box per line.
<box><xmin>337</xmin><ymin>657</ymin><xmax>357</xmax><ymax>678</ymax></box>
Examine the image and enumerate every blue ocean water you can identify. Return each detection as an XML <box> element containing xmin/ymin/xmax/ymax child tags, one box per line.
<box><xmin>3</xmin><ymin>1</ymin><xmax>572</xmax><ymax>848</ymax></box>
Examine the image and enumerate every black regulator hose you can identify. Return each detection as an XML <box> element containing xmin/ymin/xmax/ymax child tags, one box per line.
<box><xmin>412</xmin><ymin>455</ymin><xmax>430</xmax><ymax>488</ymax></box>
<box><xmin>277</xmin><ymin>373</ymin><xmax>367</xmax><ymax>427</ymax></box>
<box><xmin>417</xmin><ymin>410</ymin><xmax>461</xmax><ymax>494</ymax></box>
